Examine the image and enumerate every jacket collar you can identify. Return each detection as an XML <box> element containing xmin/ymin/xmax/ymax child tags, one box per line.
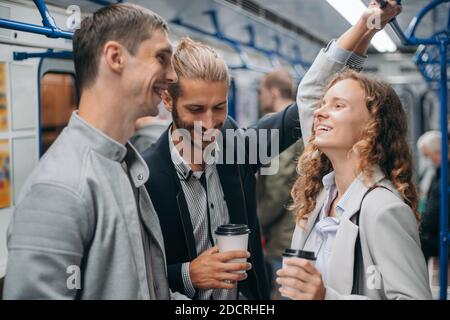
<box><xmin>340</xmin><ymin>166</ymin><xmax>386</xmax><ymax>221</ymax></box>
<box><xmin>292</xmin><ymin>166</ymin><xmax>386</xmax><ymax>250</ymax></box>
<box><xmin>68</xmin><ymin>112</ymin><xmax>149</xmax><ymax>188</ymax></box>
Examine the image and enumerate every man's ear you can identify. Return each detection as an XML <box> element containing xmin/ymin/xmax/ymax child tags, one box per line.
<box><xmin>103</xmin><ymin>41</ymin><xmax>125</xmax><ymax>73</ymax></box>
<box><xmin>162</xmin><ymin>90</ymin><xmax>174</xmax><ymax>112</ymax></box>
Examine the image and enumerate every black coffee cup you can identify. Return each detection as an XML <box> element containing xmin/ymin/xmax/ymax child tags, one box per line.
<box><xmin>280</xmin><ymin>249</ymin><xmax>316</xmax><ymax>299</ymax></box>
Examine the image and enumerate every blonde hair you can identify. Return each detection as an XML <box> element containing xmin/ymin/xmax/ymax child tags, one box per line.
<box><xmin>168</xmin><ymin>37</ymin><xmax>230</xmax><ymax>101</ymax></box>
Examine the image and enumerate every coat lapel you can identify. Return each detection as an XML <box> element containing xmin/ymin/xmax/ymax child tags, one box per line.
<box><xmin>326</xmin><ymin>167</ymin><xmax>387</xmax><ymax>294</ymax></box>
<box><xmin>175</xmin><ymin>187</ymin><xmax>198</xmax><ymax>259</ymax></box>
<box><xmin>144</xmin><ymin>128</ymin><xmax>198</xmax><ymax>261</ymax></box>
<box><xmin>326</xmin><ymin>216</ymin><xmax>360</xmax><ymax>294</ymax></box>
<box><xmin>291</xmin><ymin>189</ymin><xmax>327</xmax><ymax>249</ymax></box>
<box><xmin>160</xmin><ymin>128</ymin><xmax>198</xmax><ymax>259</ymax></box>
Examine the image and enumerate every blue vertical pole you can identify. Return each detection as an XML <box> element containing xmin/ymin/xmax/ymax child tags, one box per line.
<box><xmin>438</xmin><ymin>38</ymin><xmax>449</xmax><ymax>300</ymax></box>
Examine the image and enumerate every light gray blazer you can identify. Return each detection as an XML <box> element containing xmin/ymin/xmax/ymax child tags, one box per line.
<box><xmin>292</xmin><ymin>49</ymin><xmax>432</xmax><ymax>300</ymax></box>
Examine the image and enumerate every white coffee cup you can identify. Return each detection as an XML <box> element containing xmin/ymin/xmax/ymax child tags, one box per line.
<box><xmin>281</xmin><ymin>249</ymin><xmax>316</xmax><ymax>297</ymax></box>
<box><xmin>215</xmin><ymin>224</ymin><xmax>251</xmax><ymax>274</ymax></box>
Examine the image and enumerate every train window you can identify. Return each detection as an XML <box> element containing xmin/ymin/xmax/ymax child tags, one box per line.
<box><xmin>40</xmin><ymin>73</ymin><xmax>77</xmax><ymax>155</ymax></box>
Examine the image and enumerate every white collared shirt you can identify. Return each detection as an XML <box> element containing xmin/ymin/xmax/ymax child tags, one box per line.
<box><xmin>303</xmin><ymin>171</ymin><xmax>361</xmax><ymax>285</ymax></box>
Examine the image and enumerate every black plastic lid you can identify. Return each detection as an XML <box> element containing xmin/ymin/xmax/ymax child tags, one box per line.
<box><xmin>282</xmin><ymin>249</ymin><xmax>316</xmax><ymax>260</ymax></box>
<box><xmin>214</xmin><ymin>224</ymin><xmax>251</xmax><ymax>236</ymax></box>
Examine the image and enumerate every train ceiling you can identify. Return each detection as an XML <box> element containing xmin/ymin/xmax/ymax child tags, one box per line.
<box><xmin>42</xmin><ymin>0</ymin><xmax>448</xmax><ymax>65</ymax></box>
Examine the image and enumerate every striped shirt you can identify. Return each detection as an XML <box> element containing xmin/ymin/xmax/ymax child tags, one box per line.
<box><xmin>168</xmin><ymin>128</ymin><xmax>237</xmax><ymax>300</ymax></box>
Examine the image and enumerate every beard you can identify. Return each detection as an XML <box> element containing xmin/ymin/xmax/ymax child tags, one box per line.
<box><xmin>172</xmin><ymin>103</ymin><xmax>190</xmax><ymax>132</ymax></box>
<box><xmin>171</xmin><ymin>104</ymin><xmax>224</xmax><ymax>150</ymax></box>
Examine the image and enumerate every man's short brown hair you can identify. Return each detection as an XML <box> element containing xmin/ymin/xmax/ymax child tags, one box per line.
<box><xmin>262</xmin><ymin>69</ymin><xmax>295</xmax><ymax>100</ymax></box>
<box><xmin>73</xmin><ymin>3</ymin><xmax>168</xmax><ymax>92</ymax></box>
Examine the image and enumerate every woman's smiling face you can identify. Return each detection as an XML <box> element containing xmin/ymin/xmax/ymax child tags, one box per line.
<box><xmin>313</xmin><ymin>78</ymin><xmax>372</xmax><ymax>154</ymax></box>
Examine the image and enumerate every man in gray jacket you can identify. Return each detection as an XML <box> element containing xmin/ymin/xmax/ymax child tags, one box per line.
<box><xmin>3</xmin><ymin>3</ymin><xmax>184</xmax><ymax>299</ymax></box>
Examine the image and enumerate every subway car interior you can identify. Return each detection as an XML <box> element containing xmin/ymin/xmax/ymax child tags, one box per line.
<box><xmin>0</xmin><ymin>0</ymin><xmax>449</xmax><ymax>301</ymax></box>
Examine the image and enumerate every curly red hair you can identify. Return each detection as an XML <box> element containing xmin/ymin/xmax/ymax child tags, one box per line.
<box><xmin>291</xmin><ymin>70</ymin><xmax>419</xmax><ymax>225</ymax></box>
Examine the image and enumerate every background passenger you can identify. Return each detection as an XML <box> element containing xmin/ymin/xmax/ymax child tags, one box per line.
<box><xmin>417</xmin><ymin>130</ymin><xmax>450</xmax><ymax>262</ymax></box>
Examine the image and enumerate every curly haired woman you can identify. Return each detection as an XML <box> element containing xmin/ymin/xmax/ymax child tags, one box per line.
<box><xmin>276</xmin><ymin>1</ymin><xmax>432</xmax><ymax>300</ymax></box>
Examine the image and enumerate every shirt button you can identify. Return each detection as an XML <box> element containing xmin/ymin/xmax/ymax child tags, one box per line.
<box><xmin>137</xmin><ymin>173</ymin><xmax>144</xmax><ymax>181</ymax></box>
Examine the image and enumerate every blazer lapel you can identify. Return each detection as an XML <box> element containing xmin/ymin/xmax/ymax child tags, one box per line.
<box><xmin>326</xmin><ymin>180</ymin><xmax>368</xmax><ymax>294</ymax></box>
<box><xmin>326</xmin><ymin>217</ymin><xmax>359</xmax><ymax>294</ymax></box>
<box><xmin>161</xmin><ymin>128</ymin><xmax>198</xmax><ymax>259</ymax></box>
<box><xmin>326</xmin><ymin>167</ymin><xmax>387</xmax><ymax>294</ymax></box>
<box><xmin>175</xmin><ymin>186</ymin><xmax>198</xmax><ymax>260</ymax></box>
<box><xmin>146</xmin><ymin>128</ymin><xmax>198</xmax><ymax>261</ymax></box>
<box><xmin>291</xmin><ymin>189</ymin><xmax>327</xmax><ymax>249</ymax></box>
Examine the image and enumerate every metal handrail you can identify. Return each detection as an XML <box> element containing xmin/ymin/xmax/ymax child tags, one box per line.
<box><xmin>389</xmin><ymin>0</ymin><xmax>450</xmax><ymax>46</ymax></box>
<box><xmin>414</xmin><ymin>44</ymin><xmax>450</xmax><ymax>83</ymax></box>
<box><xmin>0</xmin><ymin>0</ymin><xmax>73</xmax><ymax>39</ymax></box>
<box><xmin>13</xmin><ymin>49</ymin><xmax>73</xmax><ymax>61</ymax></box>
<box><xmin>171</xmin><ymin>9</ymin><xmax>309</xmax><ymax>77</ymax></box>
<box><xmin>0</xmin><ymin>0</ymin><xmax>125</xmax><ymax>40</ymax></box>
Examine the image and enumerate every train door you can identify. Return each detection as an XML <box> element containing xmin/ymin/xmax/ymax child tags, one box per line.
<box><xmin>39</xmin><ymin>58</ymin><xmax>76</xmax><ymax>155</ymax></box>
<box><xmin>0</xmin><ymin>41</ymin><xmax>40</xmax><ymax>282</ymax></box>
